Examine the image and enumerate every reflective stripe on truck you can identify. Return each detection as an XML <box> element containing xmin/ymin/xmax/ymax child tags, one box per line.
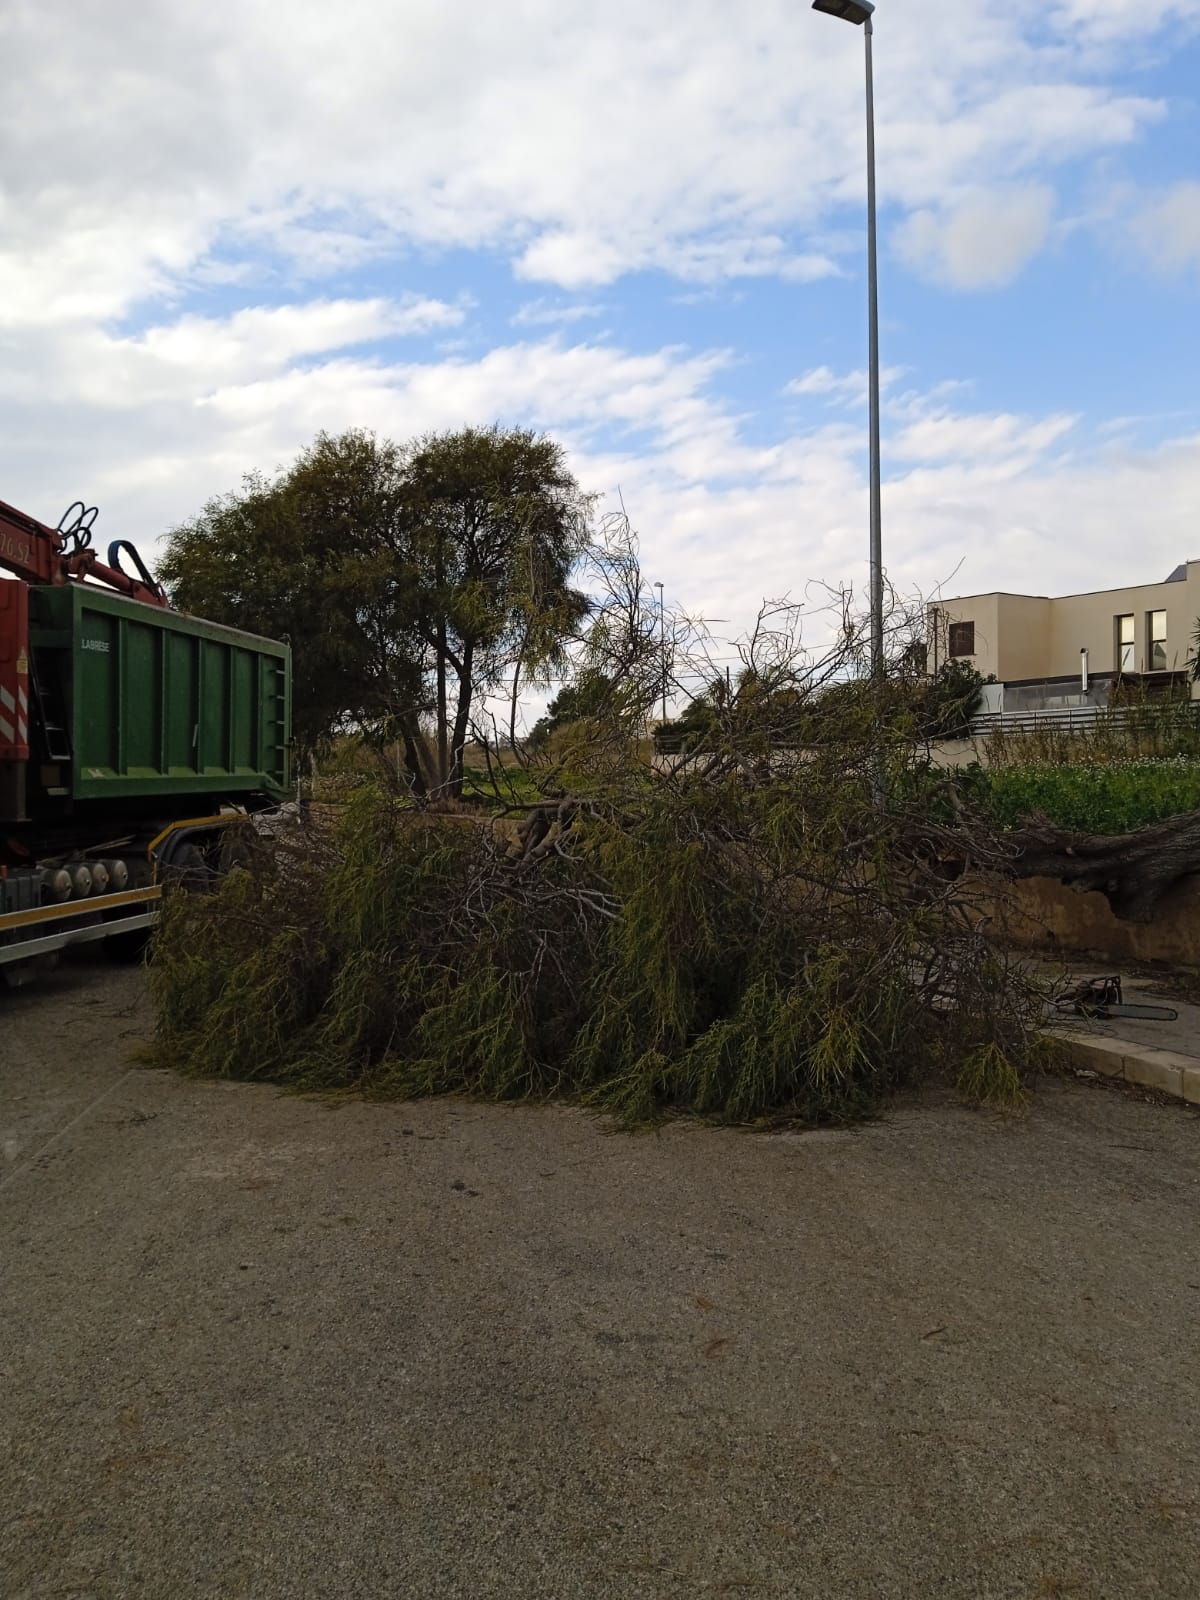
<box><xmin>0</xmin><ymin>885</ymin><xmax>161</xmax><ymax>965</ymax></box>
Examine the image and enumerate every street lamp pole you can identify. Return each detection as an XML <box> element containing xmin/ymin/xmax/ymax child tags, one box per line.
<box><xmin>654</xmin><ymin>581</ymin><xmax>667</xmax><ymax>725</ymax></box>
<box><xmin>863</xmin><ymin>13</ymin><xmax>883</xmax><ymax>684</ymax></box>
<box><xmin>813</xmin><ymin>0</ymin><xmax>883</xmax><ymax>683</ymax></box>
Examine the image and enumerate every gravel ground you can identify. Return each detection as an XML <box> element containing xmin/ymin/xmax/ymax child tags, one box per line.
<box><xmin>3</xmin><ymin>957</ymin><xmax>1200</xmax><ymax>1599</ymax></box>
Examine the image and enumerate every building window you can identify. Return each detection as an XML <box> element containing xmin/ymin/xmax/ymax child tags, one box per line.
<box><xmin>947</xmin><ymin>620</ymin><xmax>975</xmax><ymax>658</ymax></box>
<box><xmin>1148</xmin><ymin>609</ymin><xmax>1167</xmax><ymax>672</ymax></box>
<box><xmin>1116</xmin><ymin>613</ymin><xmax>1134</xmax><ymax>673</ymax></box>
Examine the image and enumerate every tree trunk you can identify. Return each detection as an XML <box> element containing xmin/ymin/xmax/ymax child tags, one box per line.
<box><xmin>1007</xmin><ymin>810</ymin><xmax>1200</xmax><ymax>922</ymax></box>
<box><xmin>397</xmin><ymin>714</ymin><xmax>432</xmax><ymax>798</ymax></box>
<box><xmin>436</xmin><ymin>621</ymin><xmax>448</xmax><ymax>793</ymax></box>
<box><xmin>448</xmin><ymin>644</ymin><xmax>475</xmax><ymax>800</ymax></box>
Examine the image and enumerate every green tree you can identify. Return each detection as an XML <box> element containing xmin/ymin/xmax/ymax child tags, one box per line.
<box><xmin>395</xmin><ymin>426</ymin><xmax>593</xmax><ymax>791</ymax></box>
<box><xmin>918</xmin><ymin>659</ymin><xmax>986</xmax><ymax>739</ymax></box>
<box><xmin>528</xmin><ymin>669</ymin><xmax>618</xmax><ymax>747</ymax></box>
<box><xmin>654</xmin><ymin>682</ymin><xmax>724</xmax><ymax>752</ymax></box>
<box><xmin>158</xmin><ymin>426</ymin><xmax>593</xmax><ymax>797</ymax></box>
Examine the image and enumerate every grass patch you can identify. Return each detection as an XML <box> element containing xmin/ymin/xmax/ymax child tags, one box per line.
<box><xmin>981</xmin><ymin>757</ymin><xmax>1200</xmax><ymax>834</ymax></box>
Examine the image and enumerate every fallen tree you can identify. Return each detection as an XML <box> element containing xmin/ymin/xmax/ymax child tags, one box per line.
<box><xmin>1007</xmin><ymin>809</ymin><xmax>1200</xmax><ymax>922</ymax></box>
<box><xmin>146</xmin><ymin>565</ymin><xmax>1051</xmax><ymax>1123</ymax></box>
<box><xmin>147</xmin><ymin>764</ymin><xmax>1048</xmax><ymax>1121</ymax></box>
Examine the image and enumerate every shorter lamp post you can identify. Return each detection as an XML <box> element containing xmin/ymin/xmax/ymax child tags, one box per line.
<box><xmin>654</xmin><ymin>581</ymin><xmax>667</xmax><ymax>726</ymax></box>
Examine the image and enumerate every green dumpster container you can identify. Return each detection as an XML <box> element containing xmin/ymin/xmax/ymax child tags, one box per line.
<box><xmin>30</xmin><ymin>584</ymin><xmax>290</xmax><ymax>804</ymax></box>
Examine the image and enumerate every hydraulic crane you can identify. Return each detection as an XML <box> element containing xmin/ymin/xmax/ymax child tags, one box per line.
<box><xmin>0</xmin><ymin>496</ymin><xmax>168</xmax><ymax>607</ymax></box>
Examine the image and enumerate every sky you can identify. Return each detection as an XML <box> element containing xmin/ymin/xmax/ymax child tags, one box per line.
<box><xmin>3</xmin><ymin>0</ymin><xmax>1199</xmax><ymax>703</ymax></box>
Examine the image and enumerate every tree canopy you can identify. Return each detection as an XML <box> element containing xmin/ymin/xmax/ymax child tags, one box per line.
<box><xmin>157</xmin><ymin>426</ymin><xmax>593</xmax><ymax>795</ymax></box>
<box><xmin>528</xmin><ymin>669</ymin><xmax>622</xmax><ymax>747</ymax></box>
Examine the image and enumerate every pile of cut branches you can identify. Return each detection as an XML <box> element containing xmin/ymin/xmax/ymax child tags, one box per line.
<box><xmin>148</xmin><ymin>586</ymin><xmax>1047</xmax><ymax>1120</ymax></box>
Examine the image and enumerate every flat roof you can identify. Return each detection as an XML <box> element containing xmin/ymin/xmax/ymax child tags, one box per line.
<box><xmin>933</xmin><ymin>568</ymin><xmax>1198</xmax><ymax>607</ymax></box>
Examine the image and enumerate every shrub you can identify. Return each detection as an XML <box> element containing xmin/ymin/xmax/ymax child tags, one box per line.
<box><xmin>982</xmin><ymin>756</ymin><xmax>1200</xmax><ymax>834</ymax></box>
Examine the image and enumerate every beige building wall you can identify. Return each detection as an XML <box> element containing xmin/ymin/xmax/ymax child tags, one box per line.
<box><xmin>930</xmin><ymin>592</ymin><xmax>1001</xmax><ymax>678</ymax></box>
<box><xmin>995</xmin><ymin>594</ymin><xmax>1053</xmax><ymax>681</ymax></box>
<box><xmin>931</xmin><ymin>561</ymin><xmax>1200</xmax><ymax>684</ymax></box>
<box><xmin>1047</xmin><ymin>565</ymin><xmax>1200</xmax><ymax>678</ymax></box>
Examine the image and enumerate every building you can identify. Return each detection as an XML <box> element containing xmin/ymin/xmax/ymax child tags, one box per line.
<box><xmin>928</xmin><ymin>562</ymin><xmax>1200</xmax><ymax>717</ymax></box>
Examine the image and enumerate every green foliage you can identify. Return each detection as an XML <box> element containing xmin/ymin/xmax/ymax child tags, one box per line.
<box><xmin>814</xmin><ymin>661</ymin><xmax>987</xmax><ymax>743</ymax></box>
<box><xmin>654</xmin><ymin>662</ymin><xmax>987</xmax><ymax>756</ymax></box>
<box><xmin>158</xmin><ymin>425</ymin><xmax>593</xmax><ymax>791</ymax></box>
<box><xmin>528</xmin><ymin>668</ymin><xmax>620</xmax><ymax>747</ymax></box>
<box><xmin>956</xmin><ymin>1041</ymin><xmax>1028</xmax><ymax>1105</ymax></box>
<box><xmin>147</xmin><ymin>564</ymin><xmax>1049</xmax><ymax>1127</ymax></box>
<box><xmin>460</xmin><ymin>763</ymin><xmax>543</xmax><ymax>806</ymax></box>
<box><xmin>148</xmin><ymin>761</ymin><xmax>1040</xmax><ymax>1124</ymax></box>
<box><xmin>982</xmin><ymin>756</ymin><xmax>1200</xmax><ymax>834</ymax></box>
<box><xmin>919</xmin><ymin>660</ymin><xmax>988</xmax><ymax>739</ymax></box>
<box><xmin>655</xmin><ymin>685</ymin><xmax>723</xmax><ymax>752</ymax></box>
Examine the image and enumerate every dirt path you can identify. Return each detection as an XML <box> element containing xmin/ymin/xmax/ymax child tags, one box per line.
<box><xmin>3</xmin><ymin>958</ymin><xmax>1200</xmax><ymax>1598</ymax></box>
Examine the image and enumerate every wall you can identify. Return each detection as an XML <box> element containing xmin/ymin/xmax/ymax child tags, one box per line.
<box><xmin>1047</xmin><ymin>563</ymin><xmax>1200</xmax><ymax>679</ymax></box>
<box><xmin>995</xmin><ymin>594</ymin><xmax>1053</xmax><ymax>681</ymax></box>
<box><xmin>927</xmin><ymin>737</ymin><xmax>988</xmax><ymax>769</ymax></box>
<box><xmin>982</xmin><ymin>873</ymin><xmax>1200</xmax><ymax>969</ymax></box>
<box><xmin>930</xmin><ymin>561</ymin><xmax>1200</xmax><ymax>687</ymax></box>
<box><xmin>929</xmin><ymin>591</ymin><xmax>1056</xmax><ymax>681</ymax></box>
<box><xmin>930</xmin><ymin>593</ymin><xmax>1002</xmax><ymax>679</ymax></box>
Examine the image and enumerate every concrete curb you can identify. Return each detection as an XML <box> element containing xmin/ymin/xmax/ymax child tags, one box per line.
<box><xmin>1050</xmin><ymin>1029</ymin><xmax>1200</xmax><ymax>1105</ymax></box>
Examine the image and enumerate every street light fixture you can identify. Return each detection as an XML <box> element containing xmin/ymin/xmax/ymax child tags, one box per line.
<box><xmin>812</xmin><ymin>0</ymin><xmax>874</xmax><ymax>21</ymax></box>
<box><xmin>813</xmin><ymin>0</ymin><xmax>883</xmax><ymax>684</ymax></box>
<box><xmin>654</xmin><ymin>581</ymin><xmax>668</xmax><ymax>728</ymax></box>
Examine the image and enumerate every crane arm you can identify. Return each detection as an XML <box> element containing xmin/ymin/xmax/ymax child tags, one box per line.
<box><xmin>0</xmin><ymin>496</ymin><xmax>169</xmax><ymax>608</ymax></box>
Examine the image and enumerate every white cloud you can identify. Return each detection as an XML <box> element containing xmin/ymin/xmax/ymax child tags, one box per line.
<box><xmin>888</xmin><ymin>409</ymin><xmax>1078</xmax><ymax>466</ymax></box>
<box><xmin>0</xmin><ymin>0</ymin><xmax>1172</xmax><ymax>314</ymax></box>
<box><xmin>1051</xmin><ymin>0</ymin><xmax>1200</xmax><ymax>41</ymax></box>
<box><xmin>786</xmin><ymin>366</ymin><xmax>906</xmax><ymax>406</ymax></box>
<box><xmin>787</xmin><ymin>366</ymin><xmax>855</xmax><ymax>399</ymax></box>
<box><xmin>894</xmin><ymin>186</ymin><xmax>1055</xmax><ymax>290</ymax></box>
<box><xmin>515</xmin><ymin>233</ymin><xmax>629</xmax><ymax>291</ymax></box>
<box><xmin>511</xmin><ymin>300</ymin><xmax>608</xmax><ymax>328</ymax></box>
<box><xmin>132</xmin><ymin>296</ymin><xmax>464</xmax><ymax>372</ymax></box>
<box><xmin>0</xmin><ymin>297</ymin><xmax>466</xmax><ymax>421</ymax></box>
<box><xmin>1135</xmin><ymin>182</ymin><xmax>1200</xmax><ymax>271</ymax></box>
<box><xmin>2</xmin><ymin>304</ymin><xmax>1195</xmax><ymax>665</ymax></box>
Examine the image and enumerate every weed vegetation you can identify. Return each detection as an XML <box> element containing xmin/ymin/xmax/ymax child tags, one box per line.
<box><xmin>981</xmin><ymin>755</ymin><xmax>1200</xmax><ymax>835</ymax></box>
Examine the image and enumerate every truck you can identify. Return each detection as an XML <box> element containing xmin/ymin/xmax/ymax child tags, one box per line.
<box><xmin>1</xmin><ymin>494</ymin><xmax>291</xmax><ymax>985</ymax></box>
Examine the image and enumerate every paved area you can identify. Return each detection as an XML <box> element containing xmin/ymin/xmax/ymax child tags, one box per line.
<box><xmin>1045</xmin><ymin>964</ymin><xmax>1200</xmax><ymax>1062</ymax></box>
<box><xmin>3</xmin><ymin>957</ymin><xmax>1200</xmax><ymax>1599</ymax></box>
<box><xmin>1034</xmin><ymin>961</ymin><xmax>1200</xmax><ymax>1104</ymax></box>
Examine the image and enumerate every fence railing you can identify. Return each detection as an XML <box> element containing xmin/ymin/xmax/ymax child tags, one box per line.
<box><xmin>970</xmin><ymin>703</ymin><xmax>1200</xmax><ymax>737</ymax></box>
